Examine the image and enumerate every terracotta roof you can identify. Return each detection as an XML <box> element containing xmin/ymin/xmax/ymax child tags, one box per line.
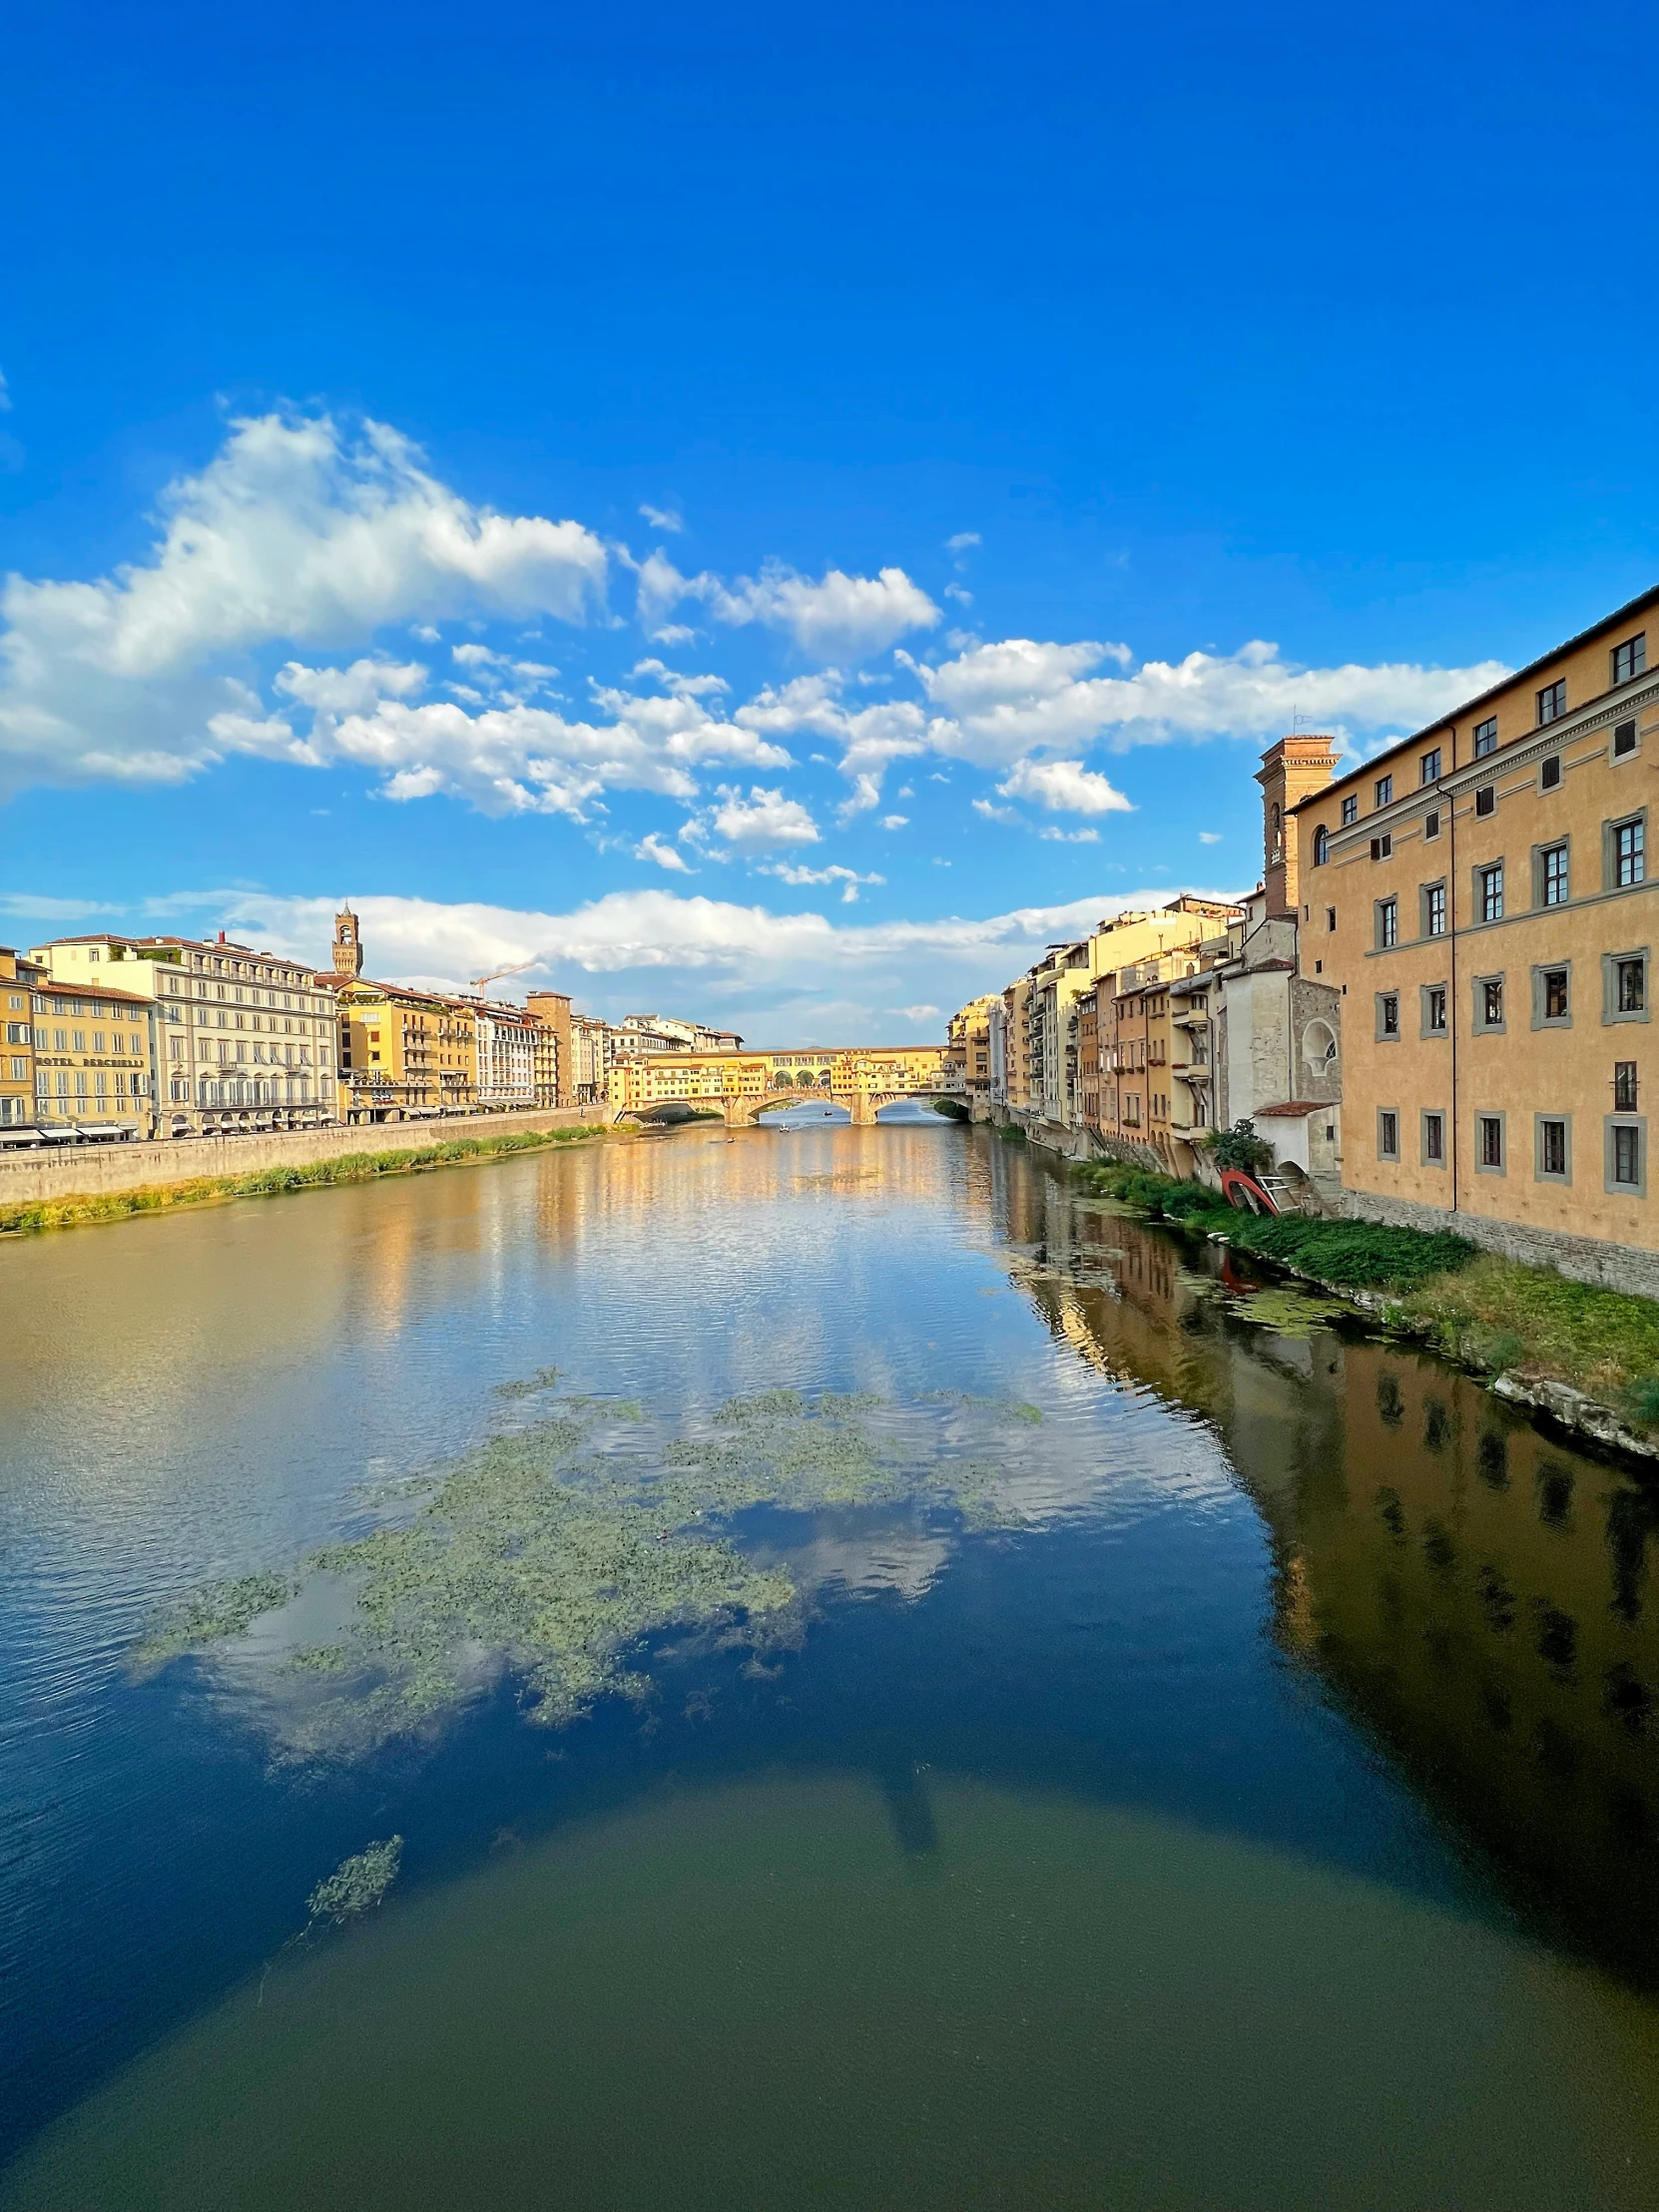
<box><xmin>33</xmin><ymin>978</ymin><xmax>151</xmax><ymax>1006</ymax></box>
<box><xmin>1254</xmin><ymin>1100</ymin><xmax>1333</xmax><ymax>1117</ymax></box>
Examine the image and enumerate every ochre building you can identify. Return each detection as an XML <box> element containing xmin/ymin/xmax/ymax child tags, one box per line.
<box><xmin>1294</xmin><ymin>585</ymin><xmax>1659</xmax><ymax>1288</ymax></box>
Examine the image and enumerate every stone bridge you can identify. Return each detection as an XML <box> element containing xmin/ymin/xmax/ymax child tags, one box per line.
<box><xmin>608</xmin><ymin>1043</ymin><xmax>956</xmax><ymax>1128</ymax></box>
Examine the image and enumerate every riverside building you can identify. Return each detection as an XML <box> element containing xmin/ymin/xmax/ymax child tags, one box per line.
<box><xmin>30</xmin><ymin>932</ymin><xmax>339</xmax><ymax>1136</ymax></box>
<box><xmin>1</xmin><ymin>948</ymin><xmax>45</xmax><ymax>1138</ymax></box>
<box><xmin>1293</xmin><ymin>586</ymin><xmax>1659</xmax><ymax>1289</ymax></box>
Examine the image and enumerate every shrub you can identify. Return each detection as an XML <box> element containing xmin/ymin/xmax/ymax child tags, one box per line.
<box><xmin>1203</xmin><ymin>1119</ymin><xmax>1276</xmax><ymax>1176</ymax></box>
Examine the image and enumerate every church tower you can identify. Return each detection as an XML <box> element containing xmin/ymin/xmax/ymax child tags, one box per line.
<box><xmin>333</xmin><ymin>905</ymin><xmax>363</xmax><ymax>979</ymax></box>
<box><xmin>1256</xmin><ymin>737</ymin><xmax>1338</xmax><ymax>919</ymax></box>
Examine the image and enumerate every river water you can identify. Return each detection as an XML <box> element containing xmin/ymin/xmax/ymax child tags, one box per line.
<box><xmin>4</xmin><ymin>1123</ymin><xmax>1659</xmax><ymax>2206</ymax></box>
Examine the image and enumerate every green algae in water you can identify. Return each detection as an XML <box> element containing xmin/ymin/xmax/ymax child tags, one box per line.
<box><xmin>305</xmin><ymin>1836</ymin><xmax>402</xmax><ymax>1925</ymax></box>
<box><xmin>137</xmin><ymin>1571</ymin><xmax>299</xmax><ymax>1664</ymax></box>
<box><xmin>140</xmin><ymin>1385</ymin><xmax>1045</xmax><ymax>1757</ymax></box>
<box><xmin>1218</xmin><ymin>1286</ymin><xmax>1356</xmax><ymax>1335</ymax></box>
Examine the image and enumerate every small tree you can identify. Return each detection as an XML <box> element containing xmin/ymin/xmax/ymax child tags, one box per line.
<box><xmin>1204</xmin><ymin>1118</ymin><xmax>1275</xmax><ymax>1176</ymax></box>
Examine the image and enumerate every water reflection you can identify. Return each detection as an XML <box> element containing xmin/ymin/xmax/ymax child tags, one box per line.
<box><xmin>1011</xmin><ymin>1148</ymin><xmax>1659</xmax><ymax>1986</ymax></box>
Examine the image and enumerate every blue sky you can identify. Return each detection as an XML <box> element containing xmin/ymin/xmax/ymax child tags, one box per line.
<box><xmin>1</xmin><ymin>0</ymin><xmax>1653</xmax><ymax>1039</ymax></box>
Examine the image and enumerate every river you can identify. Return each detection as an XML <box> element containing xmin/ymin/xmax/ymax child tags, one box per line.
<box><xmin>3</xmin><ymin>1122</ymin><xmax>1659</xmax><ymax>2207</ymax></box>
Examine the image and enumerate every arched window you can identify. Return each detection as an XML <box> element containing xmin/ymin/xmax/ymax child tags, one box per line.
<box><xmin>1313</xmin><ymin>825</ymin><xmax>1330</xmax><ymax>866</ymax></box>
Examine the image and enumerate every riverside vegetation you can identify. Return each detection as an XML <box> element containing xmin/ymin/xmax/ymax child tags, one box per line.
<box><xmin>1075</xmin><ymin>1157</ymin><xmax>1659</xmax><ymax>1429</ymax></box>
<box><xmin>0</xmin><ymin>1123</ymin><xmax>607</xmax><ymax>1239</ymax></box>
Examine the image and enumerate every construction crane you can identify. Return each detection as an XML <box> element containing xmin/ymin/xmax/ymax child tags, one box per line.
<box><xmin>468</xmin><ymin>959</ymin><xmax>536</xmax><ymax>997</ymax></box>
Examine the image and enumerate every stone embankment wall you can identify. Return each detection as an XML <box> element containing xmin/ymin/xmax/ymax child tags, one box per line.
<box><xmin>1344</xmin><ymin>1186</ymin><xmax>1659</xmax><ymax>1303</ymax></box>
<box><xmin>0</xmin><ymin>1108</ymin><xmax>599</xmax><ymax>1208</ymax></box>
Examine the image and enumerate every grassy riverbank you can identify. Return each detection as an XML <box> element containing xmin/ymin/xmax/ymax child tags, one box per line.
<box><xmin>1074</xmin><ymin>1159</ymin><xmax>1659</xmax><ymax>1422</ymax></box>
<box><xmin>0</xmin><ymin>1124</ymin><xmax>608</xmax><ymax>1239</ymax></box>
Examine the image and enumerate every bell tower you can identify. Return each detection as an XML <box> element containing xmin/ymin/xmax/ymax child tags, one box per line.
<box><xmin>333</xmin><ymin>904</ymin><xmax>363</xmax><ymax>979</ymax></box>
<box><xmin>1256</xmin><ymin>737</ymin><xmax>1338</xmax><ymax>919</ymax></box>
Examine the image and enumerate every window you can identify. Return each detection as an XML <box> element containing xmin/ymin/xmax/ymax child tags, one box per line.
<box><xmin>1313</xmin><ymin>825</ymin><xmax>1329</xmax><ymax>865</ymax></box>
<box><xmin>1420</xmin><ymin>1113</ymin><xmax>1445</xmax><ymax>1166</ymax></box>
<box><xmin>1474</xmin><ymin>717</ymin><xmax>1498</xmax><ymax>758</ymax></box>
<box><xmin>1537</xmin><ymin>1117</ymin><xmax>1569</xmax><ymax>1182</ymax></box>
<box><xmin>1378</xmin><ymin>992</ymin><xmax>1400</xmax><ymax>1040</ymax></box>
<box><xmin>1539</xmin><ymin>842</ymin><xmax>1569</xmax><ymax>906</ymax></box>
<box><xmin>1605</xmin><ymin>953</ymin><xmax>1648</xmax><ymax>1021</ymax></box>
<box><xmin>1607</xmin><ymin>1119</ymin><xmax>1646</xmax><ymax>1198</ymax></box>
<box><xmin>1423</xmin><ymin>985</ymin><xmax>1447</xmax><ymax>1036</ymax></box>
<box><xmin>1543</xmin><ymin>968</ymin><xmax>1569</xmax><ymax>1021</ymax></box>
<box><xmin>1375</xmin><ymin>774</ymin><xmax>1393</xmax><ymax>808</ymax></box>
<box><xmin>1378</xmin><ymin>1110</ymin><xmax>1399</xmax><ymax>1161</ymax></box>
<box><xmin>1423</xmin><ymin>881</ymin><xmax>1446</xmax><ymax>937</ymax></box>
<box><xmin>1615</xmin><ymin>1062</ymin><xmax>1639</xmax><ymax>1112</ymax></box>
<box><xmin>1424</xmin><ymin>808</ymin><xmax>1441</xmax><ymax>840</ymax></box>
<box><xmin>1613</xmin><ymin>634</ymin><xmax>1647</xmax><ymax>686</ymax></box>
<box><xmin>1342</xmin><ymin>794</ymin><xmax>1359</xmax><ymax>826</ymax></box>
<box><xmin>1478</xmin><ymin>863</ymin><xmax>1504</xmax><ymax>922</ymax></box>
<box><xmin>1370</xmin><ymin>832</ymin><xmax>1392</xmax><ymax>861</ymax></box>
<box><xmin>1477</xmin><ymin>1114</ymin><xmax>1505</xmax><ymax>1172</ymax></box>
<box><xmin>1326</xmin><ymin>906</ymin><xmax>1337</xmax><ymax>932</ymax></box>
<box><xmin>1537</xmin><ymin>680</ymin><xmax>1567</xmax><ymax>726</ymax></box>
<box><xmin>1540</xmin><ymin>755</ymin><xmax>1561</xmax><ymax>791</ymax></box>
<box><xmin>1610</xmin><ymin>815</ymin><xmax>1646</xmax><ymax>887</ymax></box>
<box><xmin>1475</xmin><ymin>784</ymin><xmax>1495</xmax><ymax>818</ymax></box>
<box><xmin>1377</xmin><ymin>898</ymin><xmax>1398</xmax><ymax>949</ymax></box>
<box><xmin>1614</xmin><ymin>718</ymin><xmax>1638</xmax><ymax>761</ymax></box>
<box><xmin>1475</xmin><ymin>975</ymin><xmax>1505</xmax><ymax>1032</ymax></box>
<box><xmin>1420</xmin><ymin>748</ymin><xmax>1441</xmax><ymax>784</ymax></box>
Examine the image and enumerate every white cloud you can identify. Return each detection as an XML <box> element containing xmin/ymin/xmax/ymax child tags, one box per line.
<box><xmin>199</xmin><ymin>887</ymin><xmax>1183</xmax><ymax>1037</ymax></box>
<box><xmin>943</xmin><ymin>584</ymin><xmax>972</xmax><ymax>606</ymax></box>
<box><xmin>636</xmin><ymin>556</ymin><xmax>939</xmax><ymax>661</ymax></box>
<box><xmin>760</xmin><ymin>861</ymin><xmax>884</xmax><ymax>903</ymax></box>
<box><xmin>639</xmin><ymin>503</ymin><xmax>684</xmax><ymax>533</ymax></box>
<box><xmin>0</xmin><ymin>889</ymin><xmax>122</xmax><ymax>919</ymax></box>
<box><xmin>696</xmin><ymin>785</ymin><xmax>821</xmax><ymax>851</ymax></box>
<box><xmin>0</xmin><ymin>371</ymin><xmax>11</xmax><ymax>412</ymax></box>
<box><xmin>995</xmin><ymin>757</ymin><xmax>1133</xmax><ymax>816</ymax></box>
<box><xmin>945</xmin><ymin>532</ymin><xmax>980</xmax><ymax>554</ymax></box>
<box><xmin>1038</xmin><ymin>827</ymin><xmax>1101</xmax><ymax>843</ymax></box>
<box><xmin>0</xmin><ymin>410</ymin><xmax>609</xmax><ymax>796</ymax></box>
<box><xmin>636</xmin><ymin>832</ymin><xmax>693</xmax><ymax>872</ymax></box>
<box><xmin>971</xmin><ymin>799</ymin><xmax>1018</xmax><ymax>825</ymax></box>
<box><xmin>878</xmin><ymin>814</ymin><xmax>908</xmax><ymax>830</ymax></box>
<box><xmin>889</xmin><ymin>1004</ymin><xmax>940</xmax><ymax>1020</ymax></box>
<box><xmin>906</xmin><ymin>635</ymin><xmax>1509</xmax><ymax>767</ymax></box>
<box><xmin>1198</xmin><ymin>830</ymin><xmax>1224</xmax><ymax>844</ymax></box>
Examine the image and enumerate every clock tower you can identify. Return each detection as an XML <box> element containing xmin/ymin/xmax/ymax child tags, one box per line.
<box><xmin>333</xmin><ymin>905</ymin><xmax>363</xmax><ymax>979</ymax></box>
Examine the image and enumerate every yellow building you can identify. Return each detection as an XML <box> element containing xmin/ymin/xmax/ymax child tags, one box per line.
<box><xmin>525</xmin><ymin>990</ymin><xmax>572</xmax><ymax>1107</ymax></box>
<box><xmin>608</xmin><ymin>1043</ymin><xmax>948</xmax><ymax>1124</ymax></box>
<box><xmin>1</xmin><ymin>947</ymin><xmax>45</xmax><ymax>1138</ymax></box>
<box><xmin>1294</xmin><ymin>584</ymin><xmax>1659</xmax><ymax>1290</ymax></box>
<box><xmin>945</xmin><ymin>995</ymin><xmax>999</xmax><ymax>1105</ymax></box>
<box><xmin>332</xmin><ymin>979</ymin><xmax>477</xmax><ymax>1121</ymax></box>
<box><xmin>28</xmin><ymin>975</ymin><xmax>155</xmax><ymax>1137</ymax></box>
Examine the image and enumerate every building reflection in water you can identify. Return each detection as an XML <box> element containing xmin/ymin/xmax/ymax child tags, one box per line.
<box><xmin>993</xmin><ymin>1136</ymin><xmax>1659</xmax><ymax>1989</ymax></box>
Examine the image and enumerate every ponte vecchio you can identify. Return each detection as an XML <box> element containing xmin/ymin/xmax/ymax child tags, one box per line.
<box><xmin>607</xmin><ymin>1043</ymin><xmax>953</xmax><ymax>1126</ymax></box>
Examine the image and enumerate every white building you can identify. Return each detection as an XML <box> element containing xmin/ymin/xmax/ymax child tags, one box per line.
<box><xmin>31</xmin><ymin>933</ymin><xmax>340</xmax><ymax>1136</ymax></box>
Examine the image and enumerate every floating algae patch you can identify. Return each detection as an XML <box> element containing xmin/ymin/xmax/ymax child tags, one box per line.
<box><xmin>305</xmin><ymin>1836</ymin><xmax>402</xmax><ymax>1926</ymax></box>
<box><xmin>137</xmin><ymin>1571</ymin><xmax>299</xmax><ymax>1665</ymax></box>
<box><xmin>1216</xmin><ymin>1286</ymin><xmax>1357</xmax><ymax>1336</ymax></box>
<box><xmin>138</xmin><ymin>1384</ymin><xmax>1051</xmax><ymax>1758</ymax></box>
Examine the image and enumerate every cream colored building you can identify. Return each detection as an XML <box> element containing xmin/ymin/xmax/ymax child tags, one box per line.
<box><xmin>30</xmin><ymin>933</ymin><xmax>339</xmax><ymax>1136</ymax></box>
<box><xmin>28</xmin><ymin>976</ymin><xmax>155</xmax><ymax>1138</ymax></box>
<box><xmin>1294</xmin><ymin>585</ymin><xmax>1659</xmax><ymax>1288</ymax></box>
